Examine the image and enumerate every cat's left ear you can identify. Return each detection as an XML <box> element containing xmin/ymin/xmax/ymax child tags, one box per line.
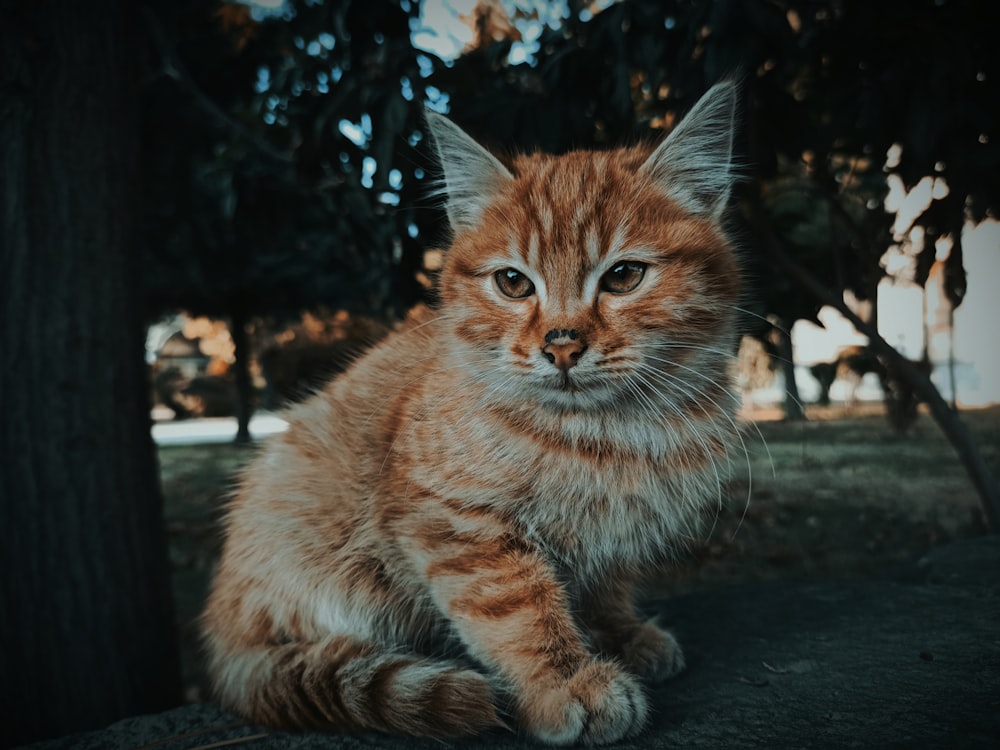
<box><xmin>640</xmin><ymin>81</ymin><xmax>738</xmax><ymax>221</ymax></box>
<box><xmin>425</xmin><ymin>111</ymin><xmax>513</xmax><ymax>233</ymax></box>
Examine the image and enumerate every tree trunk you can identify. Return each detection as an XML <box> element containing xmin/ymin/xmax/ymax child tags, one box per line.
<box><xmin>947</xmin><ymin>305</ymin><xmax>958</xmax><ymax>410</ymax></box>
<box><xmin>231</xmin><ymin>309</ymin><xmax>253</xmax><ymax>444</ymax></box>
<box><xmin>773</xmin><ymin>318</ymin><xmax>806</xmax><ymax>421</ymax></box>
<box><xmin>0</xmin><ymin>2</ymin><xmax>181</xmax><ymax>745</ymax></box>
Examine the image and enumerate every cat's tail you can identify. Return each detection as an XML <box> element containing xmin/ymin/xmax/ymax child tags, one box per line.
<box><xmin>205</xmin><ymin>635</ymin><xmax>504</xmax><ymax>738</ymax></box>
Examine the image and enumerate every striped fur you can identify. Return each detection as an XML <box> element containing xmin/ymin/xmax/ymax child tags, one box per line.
<box><xmin>202</xmin><ymin>82</ymin><xmax>741</xmax><ymax>745</ymax></box>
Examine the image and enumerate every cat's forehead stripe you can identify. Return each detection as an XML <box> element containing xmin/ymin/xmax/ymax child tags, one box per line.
<box><xmin>585</xmin><ymin>227</ymin><xmax>601</xmax><ymax>266</ymax></box>
<box><xmin>526</xmin><ymin>231</ymin><xmax>540</xmax><ymax>269</ymax></box>
<box><xmin>608</xmin><ymin>224</ymin><xmax>628</xmax><ymax>259</ymax></box>
<box><xmin>537</xmin><ymin>203</ymin><xmax>554</xmax><ymax>237</ymax></box>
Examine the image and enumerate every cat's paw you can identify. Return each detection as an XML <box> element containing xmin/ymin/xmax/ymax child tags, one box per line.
<box><xmin>521</xmin><ymin>661</ymin><xmax>648</xmax><ymax>745</ymax></box>
<box><xmin>619</xmin><ymin>620</ymin><xmax>685</xmax><ymax>683</ymax></box>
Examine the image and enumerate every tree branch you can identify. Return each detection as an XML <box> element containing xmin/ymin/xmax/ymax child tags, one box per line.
<box><xmin>764</xmin><ymin>230</ymin><xmax>1000</xmax><ymax>532</ymax></box>
<box><xmin>142</xmin><ymin>7</ymin><xmax>294</xmax><ymax>165</ymax></box>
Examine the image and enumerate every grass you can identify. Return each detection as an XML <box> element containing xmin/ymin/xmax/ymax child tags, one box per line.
<box><xmin>159</xmin><ymin>441</ymin><xmax>252</xmax><ymax>700</ymax></box>
<box><xmin>159</xmin><ymin>403</ymin><xmax>999</xmax><ymax>698</ymax></box>
<box><xmin>669</xmin><ymin>404</ymin><xmax>998</xmax><ymax>590</ymax></box>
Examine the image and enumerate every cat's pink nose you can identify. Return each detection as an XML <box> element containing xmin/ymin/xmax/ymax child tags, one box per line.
<box><xmin>542</xmin><ymin>338</ymin><xmax>586</xmax><ymax>371</ymax></box>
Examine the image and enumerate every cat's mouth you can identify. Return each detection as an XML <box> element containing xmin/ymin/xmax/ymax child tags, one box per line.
<box><xmin>556</xmin><ymin>372</ymin><xmax>582</xmax><ymax>392</ymax></box>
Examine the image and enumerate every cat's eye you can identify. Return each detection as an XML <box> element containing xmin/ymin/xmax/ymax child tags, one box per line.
<box><xmin>494</xmin><ymin>268</ymin><xmax>535</xmax><ymax>298</ymax></box>
<box><xmin>600</xmin><ymin>261</ymin><xmax>647</xmax><ymax>294</ymax></box>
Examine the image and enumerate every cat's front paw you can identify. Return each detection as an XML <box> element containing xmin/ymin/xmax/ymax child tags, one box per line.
<box><xmin>619</xmin><ymin>620</ymin><xmax>685</xmax><ymax>683</ymax></box>
<box><xmin>521</xmin><ymin>661</ymin><xmax>648</xmax><ymax>746</ymax></box>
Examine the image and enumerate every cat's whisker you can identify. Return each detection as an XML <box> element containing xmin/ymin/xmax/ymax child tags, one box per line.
<box><xmin>626</xmin><ymin>370</ymin><xmax>727</xmax><ymax>545</ymax></box>
<box><xmin>629</xmin><ymin>345</ymin><xmax>775</xmax><ymax>480</ymax></box>
<box><xmin>441</xmin><ymin>369</ymin><xmax>523</xmax><ymax>435</ymax></box>
<box><xmin>638</xmin><ymin>348</ymin><xmax>775</xmax><ymax>481</ymax></box>
<box><xmin>632</xmin><ymin>362</ymin><xmax>755</xmax><ymax>543</ymax></box>
<box><xmin>635</xmin><ymin>362</ymin><xmax>738</xmax><ymax>502</ymax></box>
<box><xmin>363</xmin><ymin>354</ymin><xmax>502</xmax><ymax>428</ymax></box>
<box><xmin>725</xmin><ymin>304</ymin><xmax>790</xmax><ymax>336</ymax></box>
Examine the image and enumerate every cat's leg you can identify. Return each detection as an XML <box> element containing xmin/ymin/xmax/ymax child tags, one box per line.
<box><xmin>579</xmin><ymin>578</ymin><xmax>686</xmax><ymax>683</ymax></box>
<box><xmin>407</xmin><ymin>516</ymin><xmax>648</xmax><ymax>745</ymax></box>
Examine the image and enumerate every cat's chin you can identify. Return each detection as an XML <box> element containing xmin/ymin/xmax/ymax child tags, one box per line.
<box><xmin>532</xmin><ymin>380</ymin><xmax>620</xmax><ymax>413</ymax></box>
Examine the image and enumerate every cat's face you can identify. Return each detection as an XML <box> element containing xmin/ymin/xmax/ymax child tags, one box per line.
<box><xmin>428</xmin><ymin>83</ymin><xmax>740</xmax><ymax>411</ymax></box>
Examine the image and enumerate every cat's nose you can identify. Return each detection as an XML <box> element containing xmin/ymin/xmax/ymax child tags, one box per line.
<box><xmin>542</xmin><ymin>330</ymin><xmax>587</xmax><ymax>371</ymax></box>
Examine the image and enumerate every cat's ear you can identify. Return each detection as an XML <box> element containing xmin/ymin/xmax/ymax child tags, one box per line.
<box><xmin>640</xmin><ymin>81</ymin><xmax>738</xmax><ymax>221</ymax></box>
<box><xmin>425</xmin><ymin>111</ymin><xmax>513</xmax><ymax>232</ymax></box>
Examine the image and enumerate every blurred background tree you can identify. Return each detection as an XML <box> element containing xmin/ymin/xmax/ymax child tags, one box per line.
<box><xmin>139</xmin><ymin>0</ymin><xmax>997</xmax><ymax>439</ymax></box>
<box><xmin>137</xmin><ymin>0</ymin><xmax>997</xmax><ymax>511</ymax></box>
<box><xmin>141</xmin><ymin>0</ymin><xmax>447</xmax><ymax>438</ymax></box>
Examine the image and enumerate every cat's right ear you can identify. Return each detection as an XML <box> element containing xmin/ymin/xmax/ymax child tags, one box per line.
<box><xmin>425</xmin><ymin>111</ymin><xmax>513</xmax><ymax>232</ymax></box>
<box><xmin>640</xmin><ymin>80</ymin><xmax>739</xmax><ymax>222</ymax></box>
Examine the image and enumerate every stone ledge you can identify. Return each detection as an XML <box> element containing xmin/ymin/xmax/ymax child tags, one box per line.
<box><xmin>28</xmin><ymin>537</ymin><xmax>1000</xmax><ymax>749</ymax></box>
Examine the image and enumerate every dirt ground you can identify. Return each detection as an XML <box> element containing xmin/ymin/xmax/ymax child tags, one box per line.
<box><xmin>158</xmin><ymin>402</ymin><xmax>999</xmax><ymax>698</ymax></box>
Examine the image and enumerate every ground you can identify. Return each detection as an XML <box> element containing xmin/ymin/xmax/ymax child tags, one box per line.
<box><xmin>33</xmin><ymin>535</ymin><xmax>1000</xmax><ymax>748</ymax></box>
<box><xmin>158</xmin><ymin>403</ymin><xmax>1000</xmax><ymax>700</ymax></box>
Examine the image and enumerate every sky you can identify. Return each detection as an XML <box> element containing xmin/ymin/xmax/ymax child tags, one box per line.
<box><xmin>245</xmin><ymin>0</ymin><xmax>614</xmax><ymax>65</ymax></box>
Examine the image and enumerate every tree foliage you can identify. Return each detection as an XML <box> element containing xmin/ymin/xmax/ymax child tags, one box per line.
<box><xmin>136</xmin><ymin>0</ymin><xmax>998</xmax><ymax>519</ymax></box>
<box><xmin>141</xmin><ymin>0</ymin><xmax>445</xmax><ymax>323</ymax></box>
<box><xmin>140</xmin><ymin>0</ymin><xmax>998</xmax><ymax>338</ymax></box>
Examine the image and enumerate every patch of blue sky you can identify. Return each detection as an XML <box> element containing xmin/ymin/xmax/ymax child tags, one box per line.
<box><xmin>410</xmin><ymin>1</ymin><xmax>472</xmax><ymax>62</ymax></box>
<box><xmin>338</xmin><ymin>120</ymin><xmax>365</xmax><ymax>147</ymax></box>
<box><xmin>415</xmin><ymin>54</ymin><xmax>436</xmax><ymax>78</ymax></box>
<box><xmin>400</xmin><ymin>76</ymin><xmax>414</xmax><ymax>101</ymax></box>
<box><xmin>389</xmin><ymin>169</ymin><xmax>403</xmax><ymax>190</ymax></box>
<box><xmin>242</xmin><ymin>0</ymin><xmax>291</xmax><ymax>21</ymax></box>
<box><xmin>255</xmin><ymin>66</ymin><xmax>270</xmax><ymax>94</ymax></box>
<box><xmin>361</xmin><ymin>157</ymin><xmax>377</xmax><ymax>189</ymax></box>
<box><xmin>411</xmin><ymin>1</ymin><xmax>618</xmax><ymax>68</ymax></box>
<box><xmin>424</xmin><ymin>86</ymin><xmax>450</xmax><ymax>113</ymax></box>
<box><xmin>338</xmin><ymin>113</ymin><xmax>373</xmax><ymax>147</ymax></box>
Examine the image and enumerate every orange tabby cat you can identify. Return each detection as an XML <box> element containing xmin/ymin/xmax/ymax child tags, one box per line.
<box><xmin>202</xmin><ymin>81</ymin><xmax>741</xmax><ymax>745</ymax></box>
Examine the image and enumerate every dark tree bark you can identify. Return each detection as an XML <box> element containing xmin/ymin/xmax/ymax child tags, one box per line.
<box><xmin>0</xmin><ymin>1</ymin><xmax>182</xmax><ymax>745</ymax></box>
<box><xmin>230</xmin><ymin>308</ymin><xmax>253</xmax><ymax>444</ymax></box>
